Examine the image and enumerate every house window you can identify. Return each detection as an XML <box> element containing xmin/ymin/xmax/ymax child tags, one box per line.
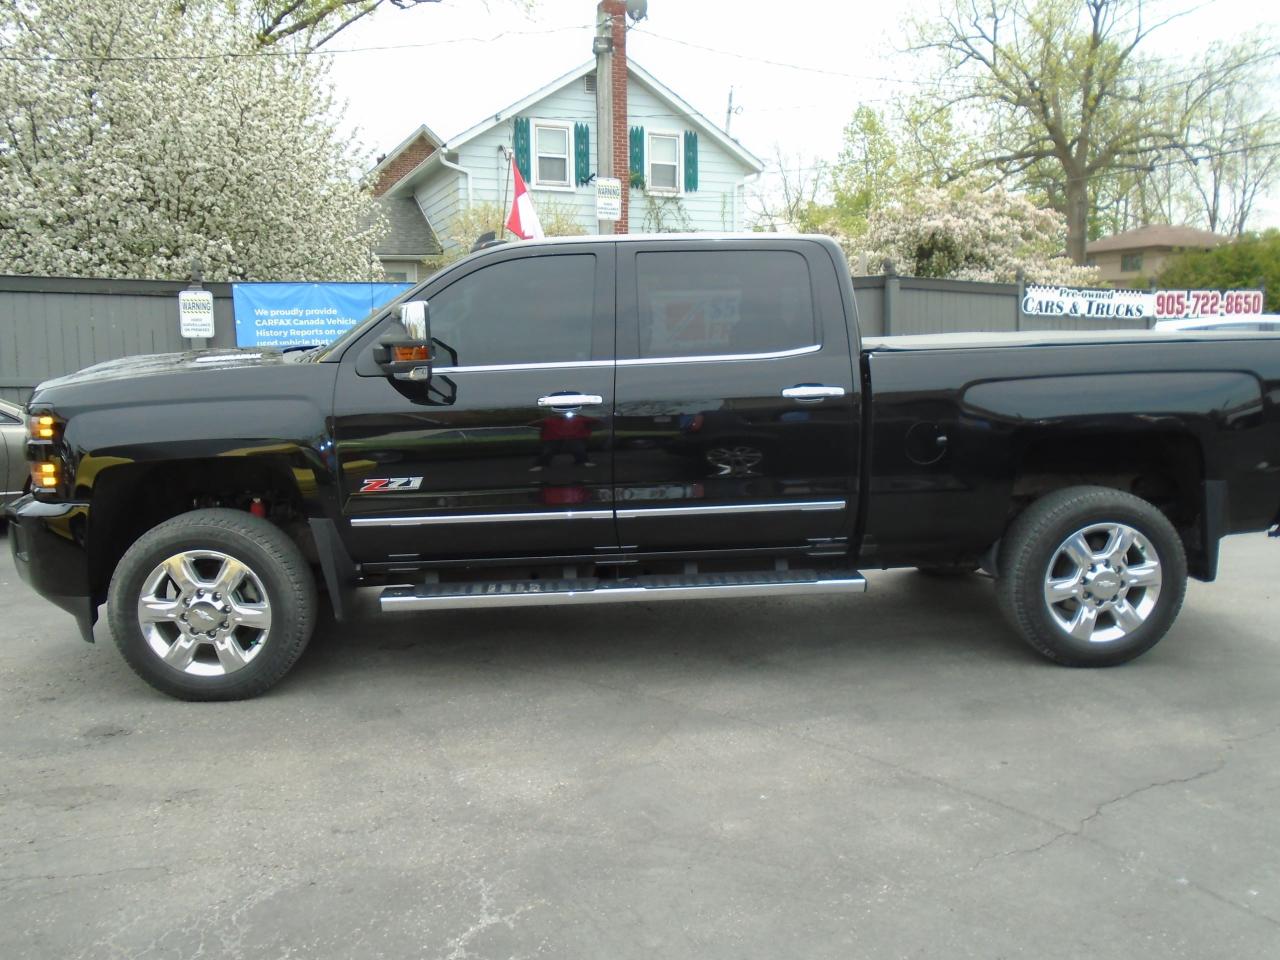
<box><xmin>533</xmin><ymin>121</ymin><xmax>573</xmax><ymax>189</ymax></box>
<box><xmin>383</xmin><ymin>270</ymin><xmax>408</xmax><ymax>282</ymax></box>
<box><xmin>647</xmin><ymin>132</ymin><xmax>681</xmax><ymax>193</ymax></box>
<box><xmin>1121</xmin><ymin>253</ymin><xmax>1143</xmax><ymax>273</ymax></box>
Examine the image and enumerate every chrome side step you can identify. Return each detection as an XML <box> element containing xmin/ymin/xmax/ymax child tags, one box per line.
<box><xmin>379</xmin><ymin>569</ymin><xmax>867</xmax><ymax>613</ymax></box>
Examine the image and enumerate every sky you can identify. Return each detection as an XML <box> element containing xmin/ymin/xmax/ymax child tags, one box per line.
<box><xmin>324</xmin><ymin>0</ymin><xmax>1280</xmax><ymax>228</ymax></box>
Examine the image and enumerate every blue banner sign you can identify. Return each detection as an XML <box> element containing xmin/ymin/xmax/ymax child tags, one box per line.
<box><xmin>232</xmin><ymin>282</ymin><xmax>412</xmax><ymax>348</ymax></box>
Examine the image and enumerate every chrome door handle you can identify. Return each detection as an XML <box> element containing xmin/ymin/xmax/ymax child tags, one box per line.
<box><xmin>782</xmin><ymin>385</ymin><xmax>846</xmax><ymax>401</ymax></box>
<box><xmin>538</xmin><ymin>393</ymin><xmax>604</xmax><ymax>408</ymax></box>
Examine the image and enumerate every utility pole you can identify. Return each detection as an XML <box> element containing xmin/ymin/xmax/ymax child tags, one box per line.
<box><xmin>725</xmin><ymin>86</ymin><xmax>742</xmax><ymax>136</ymax></box>
<box><xmin>594</xmin><ymin>4</ymin><xmax>615</xmax><ymax>236</ymax></box>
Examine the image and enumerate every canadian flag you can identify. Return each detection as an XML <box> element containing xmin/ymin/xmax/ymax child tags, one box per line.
<box><xmin>506</xmin><ymin>163</ymin><xmax>545</xmax><ymax>241</ymax></box>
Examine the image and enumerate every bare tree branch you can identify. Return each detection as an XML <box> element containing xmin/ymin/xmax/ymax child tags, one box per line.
<box><xmin>914</xmin><ymin>0</ymin><xmax>1280</xmax><ymax>262</ymax></box>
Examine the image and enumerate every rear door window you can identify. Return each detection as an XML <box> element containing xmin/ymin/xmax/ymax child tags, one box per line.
<box><xmin>634</xmin><ymin>250</ymin><xmax>817</xmax><ymax>359</ymax></box>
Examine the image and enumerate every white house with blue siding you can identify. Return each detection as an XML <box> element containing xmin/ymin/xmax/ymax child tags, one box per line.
<box><xmin>369</xmin><ymin>59</ymin><xmax>764</xmax><ymax>280</ymax></box>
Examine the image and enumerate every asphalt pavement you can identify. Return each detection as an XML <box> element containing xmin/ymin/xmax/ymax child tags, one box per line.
<box><xmin>1</xmin><ymin>528</ymin><xmax>1278</xmax><ymax>959</ymax></box>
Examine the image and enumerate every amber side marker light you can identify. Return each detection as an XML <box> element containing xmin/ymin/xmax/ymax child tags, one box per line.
<box><xmin>30</xmin><ymin>461</ymin><xmax>59</xmax><ymax>489</ymax></box>
<box><xmin>30</xmin><ymin>415</ymin><xmax>57</xmax><ymax>440</ymax></box>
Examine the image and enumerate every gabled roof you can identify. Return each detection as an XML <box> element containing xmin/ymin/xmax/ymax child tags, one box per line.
<box><xmin>368</xmin><ymin>123</ymin><xmax>445</xmax><ymax>182</ymax></box>
<box><xmin>446</xmin><ymin>59</ymin><xmax>763</xmax><ymax>172</ymax></box>
<box><xmin>362</xmin><ymin>194</ymin><xmax>441</xmax><ymax>258</ymax></box>
<box><xmin>1088</xmin><ymin>224</ymin><xmax>1228</xmax><ymax>253</ymax></box>
<box><xmin>385</xmin><ymin>58</ymin><xmax>764</xmax><ymax>197</ymax></box>
<box><xmin>445</xmin><ymin>60</ymin><xmax>597</xmax><ymax>151</ymax></box>
<box><xmin>626</xmin><ymin>61</ymin><xmax>764</xmax><ymax>173</ymax></box>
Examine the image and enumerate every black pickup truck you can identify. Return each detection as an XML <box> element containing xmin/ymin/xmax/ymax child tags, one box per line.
<box><xmin>7</xmin><ymin>235</ymin><xmax>1280</xmax><ymax>700</ymax></box>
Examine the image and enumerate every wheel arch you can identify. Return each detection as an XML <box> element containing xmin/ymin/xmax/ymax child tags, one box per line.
<box><xmin>1007</xmin><ymin>428</ymin><xmax>1217</xmax><ymax>579</ymax></box>
<box><xmin>85</xmin><ymin>456</ymin><xmax>314</xmax><ymax>610</ymax></box>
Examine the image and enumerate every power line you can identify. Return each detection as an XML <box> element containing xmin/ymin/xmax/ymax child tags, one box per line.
<box><xmin>763</xmin><ymin>140</ymin><xmax>1280</xmax><ymax>187</ymax></box>
<box><xmin>0</xmin><ymin>23</ymin><xmax>592</xmax><ymax>63</ymax></box>
<box><xmin>630</xmin><ymin>25</ymin><xmax>1279</xmax><ymax>97</ymax></box>
<box><xmin>629</xmin><ymin>27</ymin><xmax>971</xmax><ymax>90</ymax></box>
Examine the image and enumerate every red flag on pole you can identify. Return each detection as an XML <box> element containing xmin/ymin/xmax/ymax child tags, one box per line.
<box><xmin>506</xmin><ymin>163</ymin><xmax>545</xmax><ymax>240</ymax></box>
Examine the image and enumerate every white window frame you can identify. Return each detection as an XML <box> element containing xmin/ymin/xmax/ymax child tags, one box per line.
<box><xmin>531</xmin><ymin>119</ymin><xmax>576</xmax><ymax>192</ymax></box>
<box><xmin>646</xmin><ymin>130</ymin><xmax>683</xmax><ymax>196</ymax></box>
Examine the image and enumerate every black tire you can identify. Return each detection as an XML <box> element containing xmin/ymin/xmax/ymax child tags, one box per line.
<box><xmin>107</xmin><ymin>509</ymin><xmax>316</xmax><ymax>700</ymax></box>
<box><xmin>996</xmin><ymin>486</ymin><xmax>1187</xmax><ymax>667</ymax></box>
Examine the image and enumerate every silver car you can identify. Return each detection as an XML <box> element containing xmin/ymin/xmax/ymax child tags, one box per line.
<box><xmin>1153</xmin><ymin>315</ymin><xmax>1280</xmax><ymax>333</ymax></box>
<box><xmin>1</xmin><ymin>398</ymin><xmax>27</xmax><ymax>510</ymax></box>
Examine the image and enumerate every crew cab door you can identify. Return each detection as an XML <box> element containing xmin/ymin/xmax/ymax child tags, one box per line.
<box><xmin>333</xmin><ymin>245</ymin><xmax>617</xmax><ymax>562</ymax></box>
<box><xmin>612</xmin><ymin>239</ymin><xmax>860</xmax><ymax>552</ymax></box>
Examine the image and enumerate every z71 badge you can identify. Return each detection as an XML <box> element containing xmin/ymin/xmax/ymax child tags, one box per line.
<box><xmin>360</xmin><ymin>477</ymin><xmax>424</xmax><ymax>493</ymax></box>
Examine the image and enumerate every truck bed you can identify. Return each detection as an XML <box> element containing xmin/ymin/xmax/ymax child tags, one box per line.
<box><xmin>862</xmin><ymin>329</ymin><xmax>1280</xmax><ymax>352</ymax></box>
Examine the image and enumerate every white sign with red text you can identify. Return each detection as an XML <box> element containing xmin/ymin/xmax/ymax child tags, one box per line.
<box><xmin>1023</xmin><ymin>285</ymin><xmax>1265</xmax><ymax>322</ymax></box>
<box><xmin>1151</xmin><ymin>289</ymin><xmax>1264</xmax><ymax>320</ymax></box>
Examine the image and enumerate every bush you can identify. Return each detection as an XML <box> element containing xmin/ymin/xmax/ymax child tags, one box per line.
<box><xmin>1157</xmin><ymin>231</ymin><xmax>1280</xmax><ymax>311</ymax></box>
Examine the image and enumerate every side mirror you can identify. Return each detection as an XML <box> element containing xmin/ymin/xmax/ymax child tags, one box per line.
<box><xmin>375</xmin><ymin>301</ymin><xmax>433</xmax><ymax>381</ymax></box>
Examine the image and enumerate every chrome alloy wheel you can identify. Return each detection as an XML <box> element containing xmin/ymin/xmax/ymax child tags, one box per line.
<box><xmin>1042</xmin><ymin>522</ymin><xmax>1163</xmax><ymax>644</ymax></box>
<box><xmin>136</xmin><ymin>550</ymin><xmax>272</xmax><ymax>676</ymax></box>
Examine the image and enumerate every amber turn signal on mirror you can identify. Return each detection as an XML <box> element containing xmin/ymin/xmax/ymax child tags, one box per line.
<box><xmin>391</xmin><ymin>345</ymin><xmax>431</xmax><ymax>363</ymax></box>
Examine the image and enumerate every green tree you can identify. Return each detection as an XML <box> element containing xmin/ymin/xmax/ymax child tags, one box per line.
<box><xmin>174</xmin><ymin>2</ymin><xmax>531</xmax><ymax>50</ymax></box>
<box><xmin>748</xmin><ymin>147</ymin><xmax>829</xmax><ymax>233</ymax></box>
<box><xmin>860</xmin><ymin>178</ymin><xmax>1099</xmax><ymax>284</ymax></box>
<box><xmin>914</xmin><ymin>0</ymin><xmax>1277</xmax><ymax>263</ymax></box>
<box><xmin>1175</xmin><ymin>87</ymin><xmax>1280</xmax><ymax>237</ymax></box>
<box><xmin>1157</xmin><ymin>231</ymin><xmax>1280</xmax><ymax>311</ymax></box>
<box><xmin>0</xmin><ymin>0</ymin><xmax>382</xmax><ymax>280</ymax></box>
<box><xmin>826</xmin><ymin>101</ymin><xmax>973</xmax><ymax>238</ymax></box>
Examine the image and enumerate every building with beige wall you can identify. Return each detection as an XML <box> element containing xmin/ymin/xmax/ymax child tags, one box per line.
<box><xmin>1086</xmin><ymin>225</ymin><xmax>1228</xmax><ymax>286</ymax></box>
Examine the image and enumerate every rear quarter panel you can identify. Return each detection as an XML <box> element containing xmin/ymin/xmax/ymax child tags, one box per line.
<box><xmin>861</xmin><ymin>338</ymin><xmax>1280</xmax><ymax>566</ymax></box>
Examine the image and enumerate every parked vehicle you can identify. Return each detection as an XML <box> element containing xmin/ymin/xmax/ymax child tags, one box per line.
<box><xmin>1</xmin><ymin>399</ymin><xmax>28</xmax><ymax>514</ymax></box>
<box><xmin>7</xmin><ymin>235</ymin><xmax>1280</xmax><ymax>700</ymax></box>
<box><xmin>1153</xmin><ymin>315</ymin><xmax>1280</xmax><ymax>333</ymax></box>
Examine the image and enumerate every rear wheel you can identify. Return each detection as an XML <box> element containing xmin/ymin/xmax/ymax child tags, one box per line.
<box><xmin>996</xmin><ymin>486</ymin><xmax>1187</xmax><ymax>667</ymax></box>
<box><xmin>107</xmin><ymin>509</ymin><xmax>316</xmax><ymax>700</ymax></box>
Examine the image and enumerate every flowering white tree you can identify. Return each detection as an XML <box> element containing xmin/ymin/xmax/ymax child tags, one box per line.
<box><xmin>860</xmin><ymin>181</ymin><xmax>1101</xmax><ymax>285</ymax></box>
<box><xmin>0</xmin><ymin>0</ymin><xmax>383</xmax><ymax>281</ymax></box>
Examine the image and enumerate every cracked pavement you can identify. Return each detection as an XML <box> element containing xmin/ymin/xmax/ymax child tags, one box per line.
<box><xmin>1</xmin><ymin>528</ymin><xmax>1278</xmax><ymax>959</ymax></box>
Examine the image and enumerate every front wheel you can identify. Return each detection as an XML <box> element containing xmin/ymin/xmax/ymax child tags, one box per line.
<box><xmin>996</xmin><ymin>486</ymin><xmax>1187</xmax><ymax>667</ymax></box>
<box><xmin>107</xmin><ymin>509</ymin><xmax>316</xmax><ymax>700</ymax></box>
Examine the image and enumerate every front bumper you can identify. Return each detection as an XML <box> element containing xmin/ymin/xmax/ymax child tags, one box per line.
<box><xmin>5</xmin><ymin>495</ymin><xmax>96</xmax><ymax>641</ymax></box>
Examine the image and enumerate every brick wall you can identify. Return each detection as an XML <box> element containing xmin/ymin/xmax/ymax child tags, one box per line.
<box><xmin>373</xmin><ymin>134</ymin><xmax>436</xmax><ymax>197</ymax></box>
<box><xmin>601</xmin><ymin>0</ymin><xmax>629</xmax><ymax>233</ymax></box>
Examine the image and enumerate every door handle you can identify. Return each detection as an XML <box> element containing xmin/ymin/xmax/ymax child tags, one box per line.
<box><xmin>538</xmin><ymin>393</ymin><xmax>604</xmax><ymax>408</ymax></box>
<box><xmin>782</xmin><ymin>385</ymin><xmax>846</xmax><ymax>402</ymax></box>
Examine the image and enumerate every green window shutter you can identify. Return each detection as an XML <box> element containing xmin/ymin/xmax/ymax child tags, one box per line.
<box><xmin>575</xmin><ymin>122</ymin><xmax>591</xmax><ymax>185</ymax></box>
<box><xmin>513</xmin><ymin>117</ymin><xmax>531</xmax><ymax>181</ymax></box>
<box><xmin>684</xmin><ymin>130</ymin><xmax>699</xmax><ymax>192</ymax></box>
<box><xmin>629</xmin><ymin>126</ymin><xmax>645</xmax><ymax>186</ymax></box>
